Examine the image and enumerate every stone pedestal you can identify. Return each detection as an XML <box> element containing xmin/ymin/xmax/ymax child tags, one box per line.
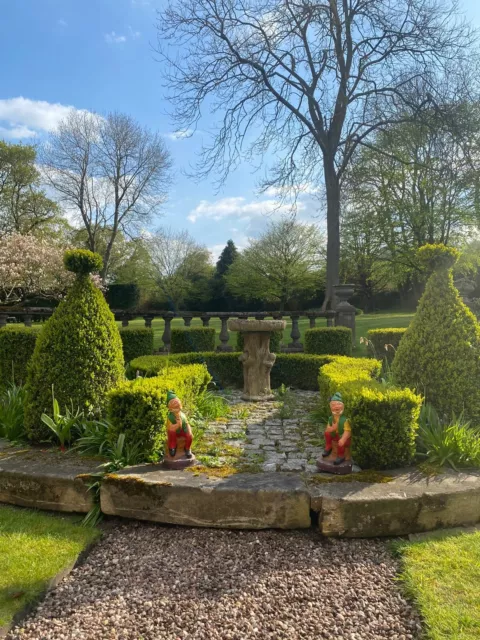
<box><xmin>228</xmin><ymin>319</ymin><xmax>286</xmax><ymax>401</ymax></box>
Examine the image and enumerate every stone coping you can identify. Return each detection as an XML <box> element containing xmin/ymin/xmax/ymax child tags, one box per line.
<box><xmin>1</xmin><ymin>442</ymin><xmax>479</xmax><ymax>536</ymax></box>
<box><xmin>228</xmin><ymin>319</ymin><xmax>287</xmax><ymax>332</ymax></box>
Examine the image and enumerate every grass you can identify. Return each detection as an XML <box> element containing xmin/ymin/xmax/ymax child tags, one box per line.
<box><xmin>115</xmin><ymin>312</ymin><xmax>413</xmax><ymax>356</ymax></box>
<box><xmin>394</xmin><ymin>530</ymin><xmax>480</xmax><ymax>640</ymax></box>
<box><xmin>0</xmin><ymin>505</ymin><xmax>100</xmax><ymax>628</ymax></box>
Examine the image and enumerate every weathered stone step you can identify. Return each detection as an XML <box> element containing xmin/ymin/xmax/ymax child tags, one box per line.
<box><xmin>100</xmin><ymin>466</ymin><xmax>311</xmax><ymax>529</ymax></box>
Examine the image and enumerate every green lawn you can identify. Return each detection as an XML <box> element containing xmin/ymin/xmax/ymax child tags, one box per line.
<box><xmin>395</xmin><ymin>530</ymin><xmax>480</xmax><ymax>640</ymax></box>
<box><xmin>118</xmin><ymin>312</ymin><xmax>414</xmax><ymax>356</ymax></box>
<box><xmin>0</xmin><ymin>505</ymin><xmax>99</xmax><ymax>628</ymax></box>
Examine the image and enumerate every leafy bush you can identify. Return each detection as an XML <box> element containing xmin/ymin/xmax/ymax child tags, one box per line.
<box><xmin>195</xmin><ymin>390</ymin><xmax>231</xmax><ymax>420</ymax></box>
<box><xmin>305</xmin><ymin>327</ymin><xmax>352</xmax><ymax>356</ymax></box>
<box><xmin>318</xmin><ymin>357</ymin><xmax>421</xmax><ymax>469</ymax></box>
<box><xmin>393</xmin><ymin>244</ymin><xmax>480</xmax><ymax>422</ymax></box>
<box><xmin>130</xmin><ymin>352</ymin><xmax>337</xmax><ymax>390</ymax></box>
<box><xmin>73</xmin><ymin>418</ymin><xmax>111</xmax><ymax>457</ymax></box>
<box><xmin>366</xmin><ymin>328</ymin><xmax>407</xmax><ymax>363</ymax></box>
<box><xmin>417</xmin><ymin>403</ymin><xmax>480</xmax><ymax>470</ymax></box>
<box><xmin>0</xmin><ymin>382</ymin><xmax>27</xmax><ymax>441</ymax></box>
<box><xmin>235</xmin><ymin>330</ymin><xmax>283</xmax><ymax>353</ymax></box>
<box><xmin>40</xmin><ymin>387</ymin><xmax>84</xmax><ymax>451</ymax></box>
<box><xmin>171</xmin><ymin>327</ymin><xmax>216</xmax><ymax>353</ymax></box>
<box><xmin>24</xmin><ymin>250</ymin><xmax>124</xmax><ymax>443</ymax></box>
<box><xmin>0</xmin><ymin>326</ymin><xmax>40</xmax><ymax>387</ymax></box>
<box><xmin>119</xmin><ymin>327</ymin><xmax>154</xmax><ymax>363</ymax></box>
<box><xmin>108</xmin><ymin>363</ymin><xmax>211</xmax><ymax>459</ymax></box>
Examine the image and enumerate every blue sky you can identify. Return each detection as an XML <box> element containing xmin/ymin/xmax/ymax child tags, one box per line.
<box><xmin>1</xmin><ymin>0</ymin><xmax>480</xmax><ymax>260</ymax></box>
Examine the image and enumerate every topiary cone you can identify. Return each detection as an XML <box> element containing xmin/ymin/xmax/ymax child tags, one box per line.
<box><xmin>24</xmin><ymin>249</ymin><xmax>124</xmax><ymax>442</ymax></box>
<box><xmin>392</xmin><ymin>244</ymin><xmax>480</xmax><ymax>421</ymax></box>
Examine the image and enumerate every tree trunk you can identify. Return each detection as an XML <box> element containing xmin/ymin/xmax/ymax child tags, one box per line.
<box><xmin>322</xmin><ymin>159</ymin><xmax>341</xmax><ymax>311</ymax></box>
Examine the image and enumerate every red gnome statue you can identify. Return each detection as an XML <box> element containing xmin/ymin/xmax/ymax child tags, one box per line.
<box><xmin>163</xmin><ymin>390</ymin><xmax>196</xmax><ymax>469</ymax></box>
<box><xmin>316</xmin><ymin>391</ymin><xmax>353</xmax><ymax>474</ymax></box>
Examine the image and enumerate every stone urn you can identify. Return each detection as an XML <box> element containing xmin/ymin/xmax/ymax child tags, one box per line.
<box><xmin>228</xmin><ymin>318</ymin><xmax>286</xmax><ymax>401</ymax></box>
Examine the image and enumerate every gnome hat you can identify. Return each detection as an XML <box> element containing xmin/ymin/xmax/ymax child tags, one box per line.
<box><xmin>330</xmin><ymin>392</ymin><xmax>344</xmax><ymax>404</ymax></box>
<box><xmin>167</xmin><ymin>390</ymin><xmax>178</xmax><ymax>404</ymax></box>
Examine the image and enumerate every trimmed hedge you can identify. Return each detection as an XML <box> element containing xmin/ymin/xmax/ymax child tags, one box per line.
<box><xmin>24</xmin><ymin>250</ymin><xmax>124</xmax><ymax>443</ymax></box>
<box><xmin>366</xmin><ymin>328</ymin><xmax>407</xmax><ymax>363</ymax></box>
<box><xmin>171</xmin><ymin>327</ymin><xmax>216</xmax><ymax>353</ymax></box>
<box><xmin>318</xmin><ymin>357</ymin><xmax>421</xmax><ymax>469</ymax></box>
<box><xmin>305</xmin><ymin>327</ymin><xmax>352</xmax><ymax>356</ymax></box>
<box><xmin>108</xmin><ymin>363</ymin><xmax>211</xmax><ymax>459</ymax></box>
<box><xmin>393</xmin><ymin>244</ymin><xmax>480</xmax><ymax>422</ymax></box>
<box><xmin>235</xmin><ymin>330</ymin><xmax>283</xmax><ymax>353</ymax></box>
<box><xmin>130</xmin><ymin>352</ymin><xmax>337</xmax><ymax>391</ymax></box>
<box><xmin>119</xmin><ymin>327</ymin><xmax>154</xmax><ymax>363</ymax></box>
<box><xmin>0</xmin><ymin>326</ymin><xmax>41</xmax><ymax>386</ymax></box>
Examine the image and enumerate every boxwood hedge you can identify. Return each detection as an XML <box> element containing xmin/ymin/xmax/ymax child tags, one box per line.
<box><xmin>171</xmin><ymin>327</ymin><xmax>216</xmax><ymax>353</ymax></box>
<box><xmin>304</xmin><ymin>327</ymin><xmax>352</xmax><ymax>355</ymax></box>
<box><xmin>0</xmin><ymin>326</ymin><xmax>41</xmax><ymax>387</ymax></box>
<box><xmin>119</xmin><ymin>327</ymin><xmax>154</xmax><ymax>363</ymax></box>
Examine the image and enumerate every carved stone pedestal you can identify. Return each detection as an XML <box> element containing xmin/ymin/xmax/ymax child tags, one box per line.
<box><xmin>316</xmin><ymin>440</ymin><xmax>353</xmax><ymax>475</ymax></box>
<box><xmin>162</xmin><ymin>436</ymin><xmax>197</xmax><ymax>470</ymax></box>
<box><xmin>228</xmin><ymin>319</ymin><xmax>286</xmax><ymax>401</ymax></box>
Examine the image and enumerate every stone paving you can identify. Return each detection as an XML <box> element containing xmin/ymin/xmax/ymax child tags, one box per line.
<box><xmin>200</xmin><ymin>390</ymin><xmax>324</xmax><ymax>473</ymax></box>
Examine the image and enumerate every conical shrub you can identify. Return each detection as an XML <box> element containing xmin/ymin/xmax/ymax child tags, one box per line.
<box><xmin>392</xmin><ymin>244</ymin><xmax>480</xmax><ymax>421</ymax></box>
<box><xmin>24</xmin><ymin>250</ymin><xmax>124</xmax><ymax>442</ymax></box>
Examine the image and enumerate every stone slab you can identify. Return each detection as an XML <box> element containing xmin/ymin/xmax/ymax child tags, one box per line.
<box><xmin>0</xmin><ymin>444</ymin><xmax>97</xmax><ymax>513</ymax></box>
<box><xmin>310</xmin><ymin>470</ymin><xmax>480</xmax><ymax>537</ymax></box>
<box><xmin>101</xmin><ymin>467</ymin><xmax>311</xmax><ymax>529</ymax></box>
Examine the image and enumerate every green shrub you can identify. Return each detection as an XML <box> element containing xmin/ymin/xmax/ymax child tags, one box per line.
<box><xmin>318</xmin><ymin>357</ymin><xmax>421</xmax><ymax>469</ymax></box>
<box><xmin>108</xmin><ymin>363</ymin><xmax>211</xmax><ymax>459</ymax></box>
<box><xmin>392</xmin><ymin>244</ymin><xmax>480</xmax><ymax>422</ymax></box>
<box><xmin>130</xmin><ymin>352</ymin><xmax>336</xmax><ymax>391</ymax></box>
<box><xmin>0</xmin><ymin>326</ymin><xmax>40</xmax><ymax>386</ymax></box>
<box><xmin>305</xmin><ymin>327</ymin><xmax>352</xmax><ymax>356</ymax></box>
<box><xmin>0</xmin><ymin>382</ymin><xmax>27</xmax><ymax>442</ymax></box>
<box><xmin>366</xmin><ymin>328</ymin><xmax>407</xmax><ymax>363</ymax></box>
<box><xmin>171</xmin><ymin>327</ymin><xmax>216</xmax><ymax>353</ymax></box>
<box><xmin>24</xmin><ymin>250</ymin><xmax>124</xmax><ymax>443</ymax></box>
<box><xmin>119</xmin><ymin>327</ymin><xmax>154</xmax><ymax>363</ymax></box>
<box><xmin>235</xmin><ymin>330</ymin><xmax>283</xmax><ymax>353</ymax></box>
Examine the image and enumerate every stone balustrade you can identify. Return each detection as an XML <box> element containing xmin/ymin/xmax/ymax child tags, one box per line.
<box><xmin>0</xmin><ymin>285</ymin><xmax>356</xmax><ymax>353</ymax></box>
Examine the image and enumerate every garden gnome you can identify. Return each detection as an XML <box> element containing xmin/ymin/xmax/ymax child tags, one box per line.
<box><xmin>322</xmin><ymin>392</ymin><xmax>351</xmax><ymax>465</ymax></box>
<box><xmin>165</xmin><ymin>390</ymin><xmax>193</xmax><ymax>461</ymax></box>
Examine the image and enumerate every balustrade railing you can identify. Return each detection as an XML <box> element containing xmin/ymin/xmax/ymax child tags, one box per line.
<box><xmin>0</xmin><ymin>285</ymin><xmax>356</xmax><ymax>353</ymax></box>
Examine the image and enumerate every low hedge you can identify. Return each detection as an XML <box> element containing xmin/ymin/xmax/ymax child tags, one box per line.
<box><xmin>318</xmin><ymin>357</ymin><xmax>421</xmax><ymax>469</ymax></box>
<box><xmin>366</xmin><ymin>328</ymin><xmax>407</xmax><ymax>363</ymax></box>
<box><xmin>0</xmin><ymin>326</ymin><xmax>41</xmax><ymax>386</ymax></box>
<box><xmin>170</xmin><ymin>327</ymin><xmax>216</xmax><ymax>353</ymax></box>
<box><xmin>130</xmin><ymin>352</ymin><xmax>337</xmax><ymax>391</ymax></box>
<box><xmin>305</xmin><ymin>327</ymin><xmax>352</xmax><ymax>356</ymax></box>
<box><xmin>235</xmin><ymin>330</ymin><xmax>283</xmax><ymax>353</ymax></box>
<box><xmin>119</xmin><ymin>327</ymin><xmax>154</xmax><ymax>363</ymax></box>
<box><xmin>108</xmin><ymin>363</ymin><xmax>211</xmax><ymax>459</ymax></box>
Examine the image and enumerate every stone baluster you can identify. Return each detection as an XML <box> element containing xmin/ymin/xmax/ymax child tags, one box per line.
<box><xmin>23</xmin><ymin>314</ymin><xmax>32</xmax><ymax>327</ymax></box>
<box><xmin>161</xmin><ymin>313</ymin><xmax>173</xmax><ymax>352</ymax></box>
<box><xmin>201</xmin><ymin>315</ymin><xmax>210</xmax><ymax>327</ymax></box>
<box><xmin>0</xmin><ymin>313</ymin><xmax>7</xmax><ymax>328</ymax></box>
<box><xmin>183</xmin><ymin>315</ymin><xmax>193</xmax><ymax>327</ymax></box>
<box><xmin>217</xmin><ymin>316</ymin><xmax>233</xmax><ymax>352</ymax></box>
<box><xmin>326</xmin><ymin>310</ymin><xmax>336</xmax><ymax>327</ymax></box>
<box><xmin>121</xmin><ymin>315</ymin><xmax>129</xmax><ymax>328</ymax></box>
<box><xmin>287</xmin><ymin>314</ymin><xmax>303</xmax><ymax>352</ymax></box>
<box><xmin>143</xmin><ymin>315</ymin><xmax>153</xmax><ymax>328</ymax></box>
<box><xmin>308</xmin><ymin>314</ymin><xmax>316</xmax><ymax>329</ymax></box>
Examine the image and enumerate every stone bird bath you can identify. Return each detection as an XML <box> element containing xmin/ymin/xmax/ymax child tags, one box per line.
<box><xmin>228</xmin><ymin>318</ymin><xmax>286</xmax><ymax>401</ymax></box>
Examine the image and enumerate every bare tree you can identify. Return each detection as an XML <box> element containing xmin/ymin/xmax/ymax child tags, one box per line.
<box><xmin>157</xmin><ymin>0</ymin><xmax>476</xmax><ymax>307</ymax></box>
<box><xmin>41</xmin><ymin>111</ymin><xmax>172</xmax><ymax>281</ymax></box>
<box><xmin>147</xmin><ymin>227</ymin><xmax>212</xmax><ymax>309</ymax></box>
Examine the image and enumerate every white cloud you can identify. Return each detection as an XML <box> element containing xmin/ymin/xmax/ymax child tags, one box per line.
<box><xmin>0</xmin><ymin>124</ymin><xmax>37</xmax><ymax>139</ymax></box>
<box><xmin>263</xmin><ymin>183</ymin><xmax>320</xmax><ymax>197</ymax></box>
<box><xmin>0</xmin><ymin>97</ymin><xmax>91</xmax><ymax>139</ymax></box>
<box><xmin>187</xmin><ymin>196</ymin><xmax>296</xmax><ymax>223</ymax></box>
<box><xmin>104</xmin><ymin>31</ymin><xmax>127</xmax><ymax>44</ymax></box>
<box><xmin>131</xmin><ymin>0</ymin><xmax>150</xmax><ymax>6</ymax></box>
<box><xmin>57</xmin><ymin>18</ymin><xmax>67</xmax><ymax>27</ymax></box>
<box><xmin>165</xmin><ymin>129</ymin><xmax>194</xmax><ymax>141</ymax></box>
<box><xmin>128</xmin><ymin>26</ymin><xmax>141</xmax><ymax>39</ymax></box>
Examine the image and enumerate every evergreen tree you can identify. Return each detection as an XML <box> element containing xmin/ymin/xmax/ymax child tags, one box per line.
<box><xmin>212</xmin><ymin>240</ymin><xmax>239</xmax><ymax>310</ymax></box>
<box><xmin>392</xmin><ymin>244</ymin><xmax>480</xmax><ymax>421</ymax></box>
<box><xmin>215</xmin><ymin>240</ymin><xmax>238</xmax><ymax>277</ymax></box>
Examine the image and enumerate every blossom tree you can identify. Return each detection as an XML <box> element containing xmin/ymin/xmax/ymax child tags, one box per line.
<box><xmin>0</xmin><ymin>234</ymin><xmax>73</xmax><ymax>305</ymax></box>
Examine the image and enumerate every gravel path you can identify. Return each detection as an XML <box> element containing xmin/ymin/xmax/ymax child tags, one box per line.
<box><xmin>9</xmin><ymin>524</ymin><xmax>422</xmax><ymax>640</ymax></box>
